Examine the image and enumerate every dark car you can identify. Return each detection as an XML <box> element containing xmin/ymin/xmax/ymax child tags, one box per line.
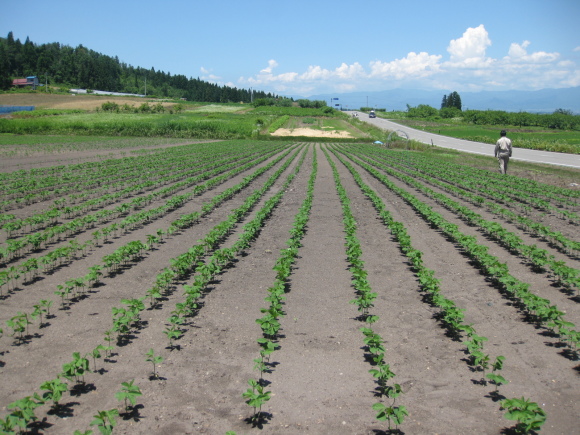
<box><xmin>369</xmin><ymin>110</ymin><xmax>376</xmax><ymax>118</ymax></box>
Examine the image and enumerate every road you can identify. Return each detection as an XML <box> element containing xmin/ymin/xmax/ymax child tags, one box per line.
<box><xmin>347</xmin><ymin>111</ymin><xmax>580</xmax><ymax>169</ymax></box>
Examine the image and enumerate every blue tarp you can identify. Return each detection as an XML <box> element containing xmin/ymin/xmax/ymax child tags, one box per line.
<box><xmin>0</xmin><ymin>106</ymin><xmax>35</xmax><ymax>114</ymax></box>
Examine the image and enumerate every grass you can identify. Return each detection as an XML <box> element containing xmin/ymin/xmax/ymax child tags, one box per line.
<box><xmin>0</xmin><ymin>111</ymin><xmax>265</xmax><ymax>139</ymax></box>
<box><xmin>191</xmin><ymin>104</ymin><xmax>247</xmax><ymax>113</ymax></box>
<box><xmin>384</xmin><ymin>116</ymin><xmax>580</xmax><ymax>153</ymax></box>
<box><xmin>1</xmin><ymin>93</ymin><xmax>578</xmax><ymax>153</ymax></box>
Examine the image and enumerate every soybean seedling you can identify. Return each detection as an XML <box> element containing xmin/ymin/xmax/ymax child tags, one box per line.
<box><xmin>90</xmin><ymin>409</ymin><xmax>118</xmax><ymax>435</ymax></box>
<box><xmin>500</xmin><ymin>397</ymin><xmax>546</xmax><ymax>434</ymax></box>
<box><xmin>372</xmin><ymin>403</ymin><xmax>408</xmax><ymax>432</ymax></box>
<box><xmin>61</xmin><ymin>352</ymin><xmax>90</xmax><ymax>384</ymax></box>
<box><xmin>242</xmin><ymin>378</ymin><xmax>271</xmax><ymax>424</ymax></box>
<box><xmin>5</xmin><ymin>394</ymin><xmax>45</xmax><ymax>432</ymax></box>
<box><xmin>115</xmin><ymin>379</ymin><xmax>142</xmax><ymax>412</ymax></box>
<box><xmin>486</xmin><ymin>355</ymin><xmax>507</xmax><ymax>392</ymax></box>
<box><xmin>40</xmin><ymin>378</ymin><xmax>68</xmax><ymax>410</ymax></box>
<box><xmin>145</xmin><ymin>348</ymin><xmax>164</xmax><ymax>379</ymax></box>
<box><xmin>88</xmin><ymin>345</ymin><xmax>108</xmax><ymax>373</ymax></box>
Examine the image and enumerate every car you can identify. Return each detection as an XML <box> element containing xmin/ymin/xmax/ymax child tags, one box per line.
<box><xmin>369</xmin><ymin>110</ymin><xmax>376</xmax><ymax>118</ymax></box>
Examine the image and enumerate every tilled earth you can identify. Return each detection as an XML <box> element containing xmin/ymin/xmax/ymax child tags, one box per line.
<box><xmin>0</xmin><ymin>143</ymin><xmax>579</xmax><ymax>435</ymax></box>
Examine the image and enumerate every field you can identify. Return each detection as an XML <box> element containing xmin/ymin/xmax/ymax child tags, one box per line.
<box><xmin>1</xmin><ymin>138</ymin><xmax>579</xmax><ymax>435</ymax></box>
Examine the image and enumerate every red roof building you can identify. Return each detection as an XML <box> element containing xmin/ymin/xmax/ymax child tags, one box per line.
<box><xmin>12</xmin><ymin>76</ymin><xmax>39</xmax><ymax>88</ymax></box>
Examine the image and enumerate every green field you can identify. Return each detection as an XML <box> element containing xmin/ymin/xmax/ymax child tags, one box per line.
<box><xmin>1</xmin><ymin>95</ymin><xmax>579</xmax><ymax>154</ymax></box>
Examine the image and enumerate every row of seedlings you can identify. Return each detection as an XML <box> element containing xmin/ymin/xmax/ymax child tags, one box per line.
<box><xmin>243</xmin><ymin>146</ymin><xmax>317</xmax><ymax>426</ymax></box>
<box><xmin>332</xmin><ymin>146</ymin><xmax>547</xmax><ymax>434</ymax></box>
<box><xmin>324</xmin><ymin>147</ymin><xmax>408</xmax><ymax>433</ymax></box>
<box><xmin>343</xmin><ymin>146</ymin><xmax>580</xmax><ymax>355</ymax></box>
<box><xmin>0</xmin><ymin>144</ymin><xmax>303</xmax><ymax>434</ymax></box>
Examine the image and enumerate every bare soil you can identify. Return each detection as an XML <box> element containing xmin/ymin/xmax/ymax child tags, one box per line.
<box><xmin>0</xmin><ymin>93</ymin><xmax>178</xmax><ymax>111</ymax></box>
<box><xmin>0</xmin><ymin>143</ymin><xmax>579</xmax><ymax>435</ymax></box>
<box><xmin>270</xmin><ymin>128</ymin><xmax>354</xmax><ymax>138</ymax></box>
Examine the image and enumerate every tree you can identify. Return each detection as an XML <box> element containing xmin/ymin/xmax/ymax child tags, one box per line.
<box><xmin>441</xmin><ymin>91</ymin><xmax>462</xmax><ymax>111</ymax></box>
<box><xmin>554</xmin><ymin>108</ymin><xmax>573</xmax><ymax>116</ymax></box>
<box><xmin>0</xmin><ymin>42</ymin><xmax>12</xmax><ymax>90</ymax></box>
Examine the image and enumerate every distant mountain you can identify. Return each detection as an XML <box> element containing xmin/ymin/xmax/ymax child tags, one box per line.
<box><xmin>301</xmin><ymin>87</ymin><xmax>580</xmax><ymax>114</ymax></box>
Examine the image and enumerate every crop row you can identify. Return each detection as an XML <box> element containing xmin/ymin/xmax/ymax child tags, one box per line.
<box><xmin>1</xmin><ymin>144</ymin><xmax>265</xmax><ymax>237</ymax></box>
<box><xmin>364</xmin><ymin>147</ymin><xmax>580</xmax><ymax>256</ymax></box>
<box><xmin>0</xmin><ymin>142</ymin><xmax>232</xmax><ymax>209</ymax></box>
<box><xmin>350</xmin><ymin>146</ymin><xmax>580</xmax><ymax>293</ymax></box>
<box><xmin>325</xmin><ymin>147</ymin><xmax>408</xmax><ymax>432</ymax></box>
<box><xmin>2</xmin><ymin>145</ymin><xmax>300</xmax><ymax>339</ymax></box>
<box><xmin>329</xmin><ymin>146</ymin><xmax>548</xmax><ymax>433</ymax></box>
<box><xmin>0</xmin><ymin>144</ymin><xmax>292</xmax><ymax>296</ymax></box>
<box><xmin>338</xmin><ymin>145</ymin><xmax>580</xmax><ymax>356</ymax></box>
<box><xmin>243</xmin><ymin>146</ymin><xmax>317</xmax><ymax>426</ymax></box>
<box><xmin>0</xmin><ymin>145</ymin><xmax>306</xmax><ymax>433</ymax></box>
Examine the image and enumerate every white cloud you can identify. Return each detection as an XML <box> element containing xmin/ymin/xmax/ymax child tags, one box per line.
<box><xmin>447</xmin><ymin>24</ymin><xmax>491</xmax><ymax>65</ymax></box>
<box><xmin>297</xmin><ymin>62</ymin><xmax>366</xmax><ymax>81</ymax></box>
<box><xmin>370</xmin><ymin>52</ymin><xmax>442</xmax><ymax>79</ymax></box>
<box><xmin>260</xmin><ymin>59</ymin><xmax>278</xmax><ymax>74</ymax></box>
<box><xmin>506</xmin><ymin>40</ymin><xmax>559</xmax><ymax>63</ymax></box>
<box><xmin>235</xmin><ymin>25</ymin><xmax>575</xmax><ymax>95</ymax></box>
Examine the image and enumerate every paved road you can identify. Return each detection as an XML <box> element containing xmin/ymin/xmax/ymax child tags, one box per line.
<box><xmin>347</xmin><ymin>111</ymin><xmax>580</xmax><ymax>169</ymax></box>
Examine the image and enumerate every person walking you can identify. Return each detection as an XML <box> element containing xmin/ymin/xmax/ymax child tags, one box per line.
<box><xmin>494</xmin><ymin>130</ymin><xmax>512</xmax><ymax>174</ymax></box>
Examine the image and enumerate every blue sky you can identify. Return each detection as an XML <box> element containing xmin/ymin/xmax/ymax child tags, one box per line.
<box><xmin>2</xmin><ymin>0</ymin><xmax>579</xmax><ymax>97</ymax></box>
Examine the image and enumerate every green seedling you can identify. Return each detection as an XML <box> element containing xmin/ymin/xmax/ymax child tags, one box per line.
<box><xmin>89</xmin><ymin>345</ymin><xmax>109</xmax><ymax>372</ymax></box>
<box><xmin>253</xmin><ymin>357</ymin><xmax>268</xmax><ymax>379</ymax></box>
<box><xmin>40</xmin><ymin>378</ymin><xmax>68</xmax><ymax>409</ymax></box>
<box><xmin>7</xmin><ymin>312</ymin><xmax>32</xmax><ymax>342</ymax></box>
<box><xmin>145</xmin><ymin>348</ymin><xmax>164</xmax><ymax>379</ymax></box>
<box><xmin>242</xmin><ymin>378</ymin><xmax>271</xmax><ymax>423</ymax></box>
<box><xmin>486</xmin><ymin>373</ymin><xmax>508</xmax><ymax>391</ymax></box>
<box><xmin>61</xmin><ymin>352</ymin><xmax>90</xmax><ymax>384</ymax></box>
<box><xmin>500</xmin><ymin>397</ymin><xmax>546</xmax><ymax>434</ymax></box>
<box><xmin>384</xmin><ymin>383</ymin><xmax>404</xmax><ymax>401</ymax></box>
<box><xmin>372</xmin><ymin>403</ymin><xmax>408</xmax><ymax>432</ymax></box>
<box><xmin>5</xmin><ymin>393</ymin><xmax>45</xmax><ymax>433</ymax></box>
<box><xmin>486</xmin><ymin>355</ymin><xmax>507</xmax><ymax>390</ymax></box>
<box><xmin>115</xmin><ymin>379</ymin><xmax>142</xmax><ymax>411</ymax></box>
<box><xmin>257</xmin><ymin>338</ymin><xmax>279</xmax><ymax>360</ymax></box>
<box><xmin>90</xmin><ymin>409</ymin><xmax>118</xmax><ymax>435</ymax></box>
<box><xmin>369</xmin><ymin>363</ymin><xmax>396</xmax><ymax>387</ymax></box>
<box><xmin>103</xmin><ymin>329</ymin><xmax>115</xmax><ymax>356</ymax></box>
<box><xmin>146</xmin><ymin>286</ymin><xmax>162</xmax><ymax>308</ymax></box>
<box><xmin>164</xmin><ymin>325</ymin><xmax>182</xmax><ymax>347</ymax></box>
<box><xmin>31</xmin><ymin>299</ymin><xmax>52</xmax><ymax>327</ymax></box>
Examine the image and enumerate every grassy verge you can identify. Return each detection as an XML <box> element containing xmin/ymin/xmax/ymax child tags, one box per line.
<box><xmin>384</xmin><ymin>117</ymin><xmax>580</xmax><ymax>154</ymax></box>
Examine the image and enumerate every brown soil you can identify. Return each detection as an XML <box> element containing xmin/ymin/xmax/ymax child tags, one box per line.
<box><xmin>0</xmin><ymin>93</ymin><xmax>178</xmax><ymax>111</ymax></box>
<box><xmin>0</xmin><ymin>143</ymin><xmax>579</xmax><ymax>435</ymax></box>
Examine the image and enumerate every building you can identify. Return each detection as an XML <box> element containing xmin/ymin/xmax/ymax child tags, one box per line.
<box><xmin>12</xmin><ymin>76</ymin><xmax>40</xmax><ymax>89</ymax></box>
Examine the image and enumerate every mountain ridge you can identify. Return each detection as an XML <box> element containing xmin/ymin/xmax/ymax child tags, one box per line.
<box><xmin>299</xmin><ymin>87</ymin><xmax>580</xmax><ymax>113</ymax></box>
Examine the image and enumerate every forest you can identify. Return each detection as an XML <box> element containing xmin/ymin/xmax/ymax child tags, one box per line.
<box><xmin>0</xmin><ymin>31</ymin><xmax>276</xmax><ymax>103</ymax></box>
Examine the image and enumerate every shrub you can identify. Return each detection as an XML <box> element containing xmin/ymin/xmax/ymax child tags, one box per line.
<box><xmin>101</xmin><ymin>101</ymin><xmax>119</xmax><ymax>112</ymax></box>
